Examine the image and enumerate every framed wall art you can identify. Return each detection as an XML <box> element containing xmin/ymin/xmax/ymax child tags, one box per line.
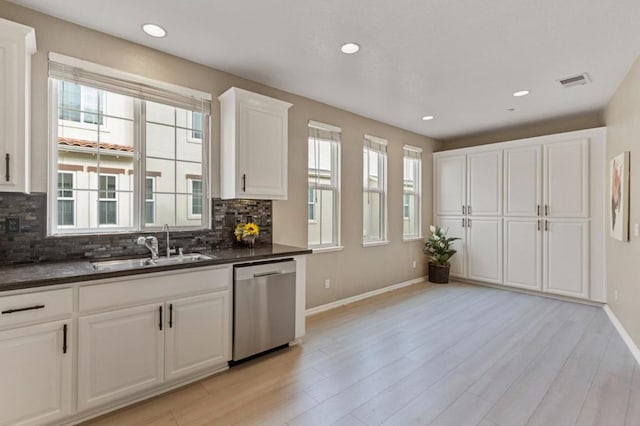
<box><xmin>610</xmin><ymin>151</ymin><xmax>630</xmax><ymax>241</ymax></box>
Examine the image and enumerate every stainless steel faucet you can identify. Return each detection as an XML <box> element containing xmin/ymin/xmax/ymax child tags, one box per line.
<box><xmin>161</xmin><ymin>224</ymin><xmax>172</xmax><ymax>258</ymax></box>
<box><xmin>137</xmin><ymin>236</ymin><xmax>159</xmax><ymax>260</ymax></box>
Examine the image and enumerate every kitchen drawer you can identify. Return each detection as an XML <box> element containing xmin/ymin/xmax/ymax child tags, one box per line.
<box><xmin>0</xmin><ymin>288</ymin><xmax>73</xmax><ymax>329</ymax></box>
<box><xmin>79</xmin><ymin>265</ymin><xmax>231</xmax><ymax>313</ymax></box>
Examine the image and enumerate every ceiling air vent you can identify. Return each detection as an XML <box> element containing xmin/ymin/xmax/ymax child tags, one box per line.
<box><xmin>558</xmin><ymin>73</ymin><xmax>591</xmax><ymax>88</ymax></box>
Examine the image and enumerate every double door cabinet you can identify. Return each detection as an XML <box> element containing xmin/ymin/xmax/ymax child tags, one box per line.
<box><xmin>0</xmin><ymin>265</ymin><xmax>231</xmax><ymax>426</ymax></box>
<box><xmin>435</xmin><ymin>131</ymin><xmax>601</xmax><ymax>301</ymax></box>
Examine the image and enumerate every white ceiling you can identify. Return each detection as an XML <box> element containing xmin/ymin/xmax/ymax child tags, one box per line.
<box><xmin>10</xmin><ymin>0</ymin><xmax>640</xmax><ymax>140</ymax></box>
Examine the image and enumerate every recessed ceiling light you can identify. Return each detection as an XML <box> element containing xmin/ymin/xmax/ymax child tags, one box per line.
<box><xmin>340</xmin><ymin>42</ymin><xmax>360</xmax><ymax>54</ymax></box>
<box><xmin>142</xmin><ymin>23</ymin><xmax>167</xmax><ymax>38</ymax></box>
<box><xmin>422</xmin><ymin>115</ymin><xmax>435</xmax><ymax>121</ymax></box>
<box><xmin>513</xmin><ymin>90</ymin><xmax>530</xmax><ymax>97</ymax></box>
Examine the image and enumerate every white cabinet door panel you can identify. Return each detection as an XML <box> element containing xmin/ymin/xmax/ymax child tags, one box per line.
<box><xmin>467</xmin><ymin>218</ymin><xmax>502</xmax><ymax>284</ymax></box>
<box><xmin>78</xmin><ymin>303</ymin><xmax>164</xmax><ymax>411</ymax></box>
<box><xmin>504</xmin><ymin>219</ymin><xmax>541</xmax><ymax>290</ymax></box>
<box><xmin>436</xmin><ymin>216</ymin><xmax>466</xmax><ymax>278</ymax></box>
<box><xmin>435</xmin><ymin>155</ymin><xmax>466</xmax><ymax>216</ymax></box>
<box><xmin>165</xmin><ymin>291</ymin><xmax>230</xmax><ymax>381</ymax></box>
<box><xmin>467</xmin><ymin>151</ymin><xmax>502</xmax><ymax>216</ymax></box>
<box><xmin>0</xmin><ymin>320</ymin><xmax>72</xmax><ymax>426</ymax></box>
<box><xmin>544</xmin><ymin>139</ymin><xmax>589</xmax><ymax>218</ymax></box>
<box><xmin>543</xmin><ymin>220</ymin><xmax>589</xmax><ymax>298</ymax></box>
<box><xmin>504</xmin><ymin>146</ymin><xmax>541</xmax><ymax>217</ymax></box>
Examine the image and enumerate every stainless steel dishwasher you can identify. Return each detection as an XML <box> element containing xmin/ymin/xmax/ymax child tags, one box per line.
<box><xmin>233</xmin><ymin>258</ymin><xmax>296</xmax><ymax>362</ymax></box>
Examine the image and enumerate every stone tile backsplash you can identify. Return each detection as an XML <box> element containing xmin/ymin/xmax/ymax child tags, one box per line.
<box><xmin>0</xmin><ymin>193</ymin><xmax>272</xmax><ymax>265</ymax></box>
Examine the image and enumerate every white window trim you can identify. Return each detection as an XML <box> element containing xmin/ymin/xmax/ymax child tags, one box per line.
<box><xmin>58</xmin><ymin>81</ymin><xmax>110</xmax><ymax>131</ymax></box>
<box><xmin>363</xmin><ymin>136</ymin><xmax>388</xmax><ymax>245</ymax></box>
<box><xmin>186</xmin><ymin>111</ymin><xmax>203</xmax><ymax>144</ymax></box>
<box><xmin>57</xmin><ymin>171</ymin><xmax>76</xmax><ymax>228</ymax></box>
<box><xmin>307</xmin><ymin>121</ymin><xmax>342</xmax><ymax>250</ymax></box>
<box><xmin>145</xmin><ymin>176</ymin><xmax>156</xmax><ymax>225</ymax></box>
<box><xmin>307</xmin><ymin>188</ymin><xmax>318</xmax><ymax>224</ymax></box>
<box><xmin>402</xmin><ymin>146</ymin><xmax>422</xmax><ymax>241</ymax></box>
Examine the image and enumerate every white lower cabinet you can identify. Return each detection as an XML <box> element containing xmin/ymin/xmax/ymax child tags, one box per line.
<box><xmin>0</xmin><ymin>320</ymin><xmax>72</xmax><ymax>426</ymax></box>
<box><xmin>504</xmin><ymin>218</ymin><xmax>542</xmax><ymax>291</ymax></box>
<box><xmin>467</xmin><ymin>217</ymin><xmax>503</xmax><ymax>284</ymax></box>
<box><xmin>543</xmin><ymin>220</ymin><xmax>589</xmax><ymax>298</ymax></box>
<box><xmin>165</xmin><ymin>291</ymin><xmax>230</xmax><ymax>381</ymax></box>
<box><xmin>78</xmin><ymin>303</ymin><xmax>165</xmax><ymax>412</ymax></box>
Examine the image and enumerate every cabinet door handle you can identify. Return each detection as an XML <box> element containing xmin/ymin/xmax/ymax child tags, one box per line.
<box><xmin>159</xmin><ymin>306</ymin><xmax>163</xmax><ymax>331</ymax></box>
<box><xmin>468</xmin><ymin>205</ymin><xmax>472</xmax><ymax>215</ymax></box>
<box><xmin>4</xmin><ymin>153</ymin><xmax>9</xmax><ymax>182</ymax></box>
<box><xmin>545</xmin><ymin>205</ymin><xmax>549</xmax><ymax>216</ymax></box>
<box><xmin>537</xmin><ymin>205</ymin><xmax>541</xmax><ymax>217</ymax></box>
<box><xmin>467</xmin><ymin>218</ymin><xmax>472</xmax><ymax>228</ymax></box>
<box><xmin>2</xmin><ymin>304</ymin><xmax>45</xmax><ymax>315</ymax></box>
<box><xmin>169</xmin><ymin>304</ymin><xmax>173</xmax><ymax>329</ymax></box>
<box><xmin>537</xmin><ymin>220</ymin><xmax>541</xmax><ymax>231</ymax></box>
<box><xmin>242</xmin><ymin>173</ymin><xmax>246</xmax><ymax>192</ymax></box>
<box><xmin>462</xmin><ymin>218</ymin><xmax>465</xmax><ymax>228</ymax></box>
<box><xmin>462</xmin><ymin>205</ymin><xmax>466</xmax><ymax>215</ymax></box>
<box><xmin>63</xmin><ymin>323</ymin><xmax>68</xmax><ymax>354</ymax></box>
<box><xmin>545</xmin><ymin>220</ymin><xmax>548</xmax><ymax>232</ymax></box>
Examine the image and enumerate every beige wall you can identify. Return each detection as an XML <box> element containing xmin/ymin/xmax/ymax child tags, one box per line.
<box><xmin>439</xmin><ymin>110</ymin><xmax>604</xmax><ymax>151</ymax></box>
<box><xmin>0</xmin><ymin>1</ymin><xmax>440</xmax><ymax>309</ymax></box>
<box><xmin>604</xmin><ymin>55</ymin><xmax>640</xmax><ymax>348</ymax></box>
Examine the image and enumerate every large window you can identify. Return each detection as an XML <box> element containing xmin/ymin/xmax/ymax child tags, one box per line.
<box><xmin>363</xmin><ymin>135</ymin><xmax>388</xmax><ymax>244</ymax></box>
<box><xmin>308</xmin><ymin>121</ymin><xmax>341</xmax><ymax>249</ymax></box>
<box><xmin>48</xmin><ymin>55</ymin><xmax>211</xmax><ymax>235</ymax></box>
<box><xmin>403</xmin><ymin>145</ymin><xmax>422</xmax><ymax>239</ymax></box>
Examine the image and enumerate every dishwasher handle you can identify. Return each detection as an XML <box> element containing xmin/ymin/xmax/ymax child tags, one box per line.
<box><xmin>253</xmin><ymin>270</ymin><xmax>285</xmax><ymax>278</ymax></box>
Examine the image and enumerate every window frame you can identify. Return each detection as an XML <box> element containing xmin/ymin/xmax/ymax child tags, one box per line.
<box><xmin>57</xmin><ymin>171</ymin><xmax>76</xmax><ymax>227</ymax></box>
<box><xmin>144</xmin><ymin>176</ymin><xmax>156</xmax><ymax>225</ymax></box>
<box><xmin>187</xmin><ymin>177</ymin><xmax>203</xmax><ymax>220</ymax></box>
<box><xmin>47</xmin><ymin>65</ymin><xmax>211</xmax><ymax>236</ymax></box>
<box><xmin>402</xmin><ymin>146</ymin><xmax>423</xmax><ymax>241</ymax></box>
<box><xmin>307</xmin><ymin>121</ymin><xmax>341</xmax><ymax>250</ymax></box>
<box><xmin>98</xmin><ymin>173</ymin><xmax>118</xmax><ymax>227</ymax></box>
<box><xmin>58</xmin><ymin>80</ymin><xmax>108</xmax><ymax>129</ymax></box>
<box><xmin>363</xmin><ymin>135</ymin><xmax>388</xmax><ymax>246</ymax></box>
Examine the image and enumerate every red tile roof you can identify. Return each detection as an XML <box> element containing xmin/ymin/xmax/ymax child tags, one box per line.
<box><xmin>58</xmin><ymin>137</ymin><xmax>134</xmax><ymax>153</ymax></box>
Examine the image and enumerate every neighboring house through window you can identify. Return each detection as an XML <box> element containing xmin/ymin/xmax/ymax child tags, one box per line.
<box><xmin>187</xmin><ymin>176</ymin><xmax>203</xmax><ymax>219</ymax></box>
<box><xmin>98</xmin><ymin>174</ymin><xmax>117</xmax><ymax>225</ymax></box>
<box><xmin>58</xmin><ymin>81</ymin><xmax>104</xmax><ymax>125</ymax></box>
<box><xmin>307</xmin><ymin>121</ymin><xmax>341</xmax><ymax>249</ymax></box>
<box><xmin>403</xmin><ymin>145</ymin><xmax>422</xmax><ymax>239</ymax></box>
<box><xmin>363</xmin><ymin>135</ymin><xmax>388</xmax><ymax>245</ymax></box>
<box><xmin>145</xmin><ymin>177</ymin><xmax>156</xmax><ymax>225</ymax></box>
<box><xmin>57</xmin><ymin>172</ymin><xmax>75</xmax><ymax>226</ymax></box>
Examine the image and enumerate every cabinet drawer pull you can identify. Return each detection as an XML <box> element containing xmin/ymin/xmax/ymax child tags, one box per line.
<box><xmin>169</xmin><ymin>304</ymin><xmax>173</xmax><ymax>329</ymax></box>
<box><xmin>5</xmin><ymin>153</ymin><xmax>9</xmax><ymax>182</ymax></box>
<box><xmin>2</xmin><ymin>304</ymin><xmax>45</xmax><ymax>315</ymax></box>
<box><xmin>242</xmin><ymin>173</ymin><xmax>246</xmax><ymax>192</ymax></box>
<box><xmin>63</xmin><ymin>324</ymin><xmax>68</xmax><ymax>354</ymax></box>
<box><xmin>159</xmin><ymin>306</ymin><xmax>163</xmax><ymax>331</ymax></box>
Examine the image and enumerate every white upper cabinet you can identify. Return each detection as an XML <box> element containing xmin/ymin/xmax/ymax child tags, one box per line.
<box><xmin>0</xmin><ymin>18</ymin><xmax>36</xmax><ymax>193</ymax></box>
<box><xmin>467</xmin><ymin>150</ymin><xmax>502</xmax><ymax>216</ymax></box>
<box><xmin>543</xmin><ymin>138</ymin><xmax>589</xmax><ymax>218</ymax></box>
<box><xmin>504</xmin><ymin>145</ymin><xmax>541</xmax><ymax>217</ymax></box>
<box><xmin>219</xmin><ymin>87</ymin><xmax>292</xmax><ymax>200</ymax></box>
<box><xmin>435</xmin><ymin>154</ymin><xmax>466</xmax><ymax>216</ymax></box>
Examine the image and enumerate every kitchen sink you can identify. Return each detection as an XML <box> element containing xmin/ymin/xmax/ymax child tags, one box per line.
<box><xmin>91</xmin><ymin>253</ymin><xmax>215</xmax><ymax>272</ymax></box>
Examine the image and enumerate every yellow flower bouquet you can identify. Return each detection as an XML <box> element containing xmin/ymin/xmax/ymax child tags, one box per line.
<box><xmin>234</xmin><ymin>222</ymin><xmax>260</xmax><ymax>247</ymax></box>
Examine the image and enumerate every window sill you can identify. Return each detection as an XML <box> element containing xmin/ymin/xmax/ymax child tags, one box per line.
<box><xmin>362</xmin><ymin>240</ymin><xmax>391</xmax><ymax>248</ymax></box>
<box><xmin>311</xmin><ymin>245</ymin><xmax>344</xmax><ymax>254</ymax></box>
<box><xmin>403</xmin><ymin>236</ymin><xmax>424</xmax><ymax>242</ymax></box>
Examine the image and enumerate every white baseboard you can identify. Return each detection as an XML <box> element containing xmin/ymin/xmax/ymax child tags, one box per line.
<box><xmin>603</xmin><ymin>305</ymin><xmax>640</xmax><ymax>367</ymax></box>
<box><xmin>306</xmin><ymin>276</ymin><xmax>426</xmax><ymax>316</ymax></box>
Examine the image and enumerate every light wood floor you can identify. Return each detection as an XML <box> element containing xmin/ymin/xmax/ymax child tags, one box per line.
<box><xmin>86</xmin><ymin>282</ymin><xmax>640</xmax><ymax>426</ymax></box>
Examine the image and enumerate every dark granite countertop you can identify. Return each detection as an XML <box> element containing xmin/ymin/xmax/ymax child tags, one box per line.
<box><xmin>0</xmin><ymin>244</ymin><xmax>311</xmax><ymax>293</ymax></box>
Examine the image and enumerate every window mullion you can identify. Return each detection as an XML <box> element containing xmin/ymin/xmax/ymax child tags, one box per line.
<box><xmin>135</xmin><ymin>99</ymin><xmax>145</xmax><ymax>230</ymax></box>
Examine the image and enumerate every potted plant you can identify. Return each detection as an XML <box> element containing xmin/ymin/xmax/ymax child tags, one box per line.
<box><xmin>423</xmin><ymin>225</ymin><xmax>460</xmax><ymax>284</ymax></box>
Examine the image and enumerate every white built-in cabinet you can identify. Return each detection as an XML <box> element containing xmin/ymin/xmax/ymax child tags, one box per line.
<box><xmin>0</xmin><ymin>289</ymin><xmax>73</xmax><ymax>426</ymax></box>
<box><xmin>434</xmin><ymin>128</ymin><xmax>605</xmax><ymax>302</ymax></box>
<box><xmin>219</xmin><ymin>87</ymin><xmax>292</xmax><ymax>200</ymax></box>
<box><xmin>0</xmin><ymin>18</ymin><xmax>36</xmax><ymax>193</ymax></box>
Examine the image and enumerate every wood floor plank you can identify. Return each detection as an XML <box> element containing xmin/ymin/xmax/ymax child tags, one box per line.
<box><xmin>429</xmin><ymin>390</ymin><xmax>494</xmax><ymax>426</ymax></box>
<box><xmin>626</xmin><ymin>364</ymin><xmax>640</xmax><ymax>426</ymax></box>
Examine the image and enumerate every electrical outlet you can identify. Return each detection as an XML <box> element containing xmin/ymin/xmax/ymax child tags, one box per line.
<box><xmin>324</xmin><ymin>279</ymin><xmax>331</xmax><ymax>289</ymax></box>
<box><xmin>412</xmin><ymin>260</ymin><xmax>417</xmax><ymax>269</ymax></box>
<box><xmin>5</xmin><ymin>217</ymin><xmax>20</xmax><ymax>234</ymax></box>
